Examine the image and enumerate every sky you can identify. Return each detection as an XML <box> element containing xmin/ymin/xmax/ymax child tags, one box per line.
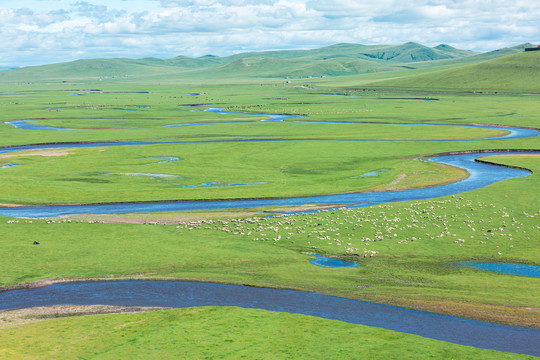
<box><xmin>1</xmin><ymin>0</ymin><xmax>539</xmax><ymax>67</ymax></box>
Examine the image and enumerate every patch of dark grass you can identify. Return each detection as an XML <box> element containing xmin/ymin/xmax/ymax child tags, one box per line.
<box><xmin>59</xmin><ymin>178</ymin><xmax>112</xmax><ymax>184</ymax></box>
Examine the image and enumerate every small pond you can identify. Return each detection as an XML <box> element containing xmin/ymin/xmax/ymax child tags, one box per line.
<box><xmin>310</xmin><ymin>254</ymin><xmax>360</xmax><ymax>268</ymax></box>
<box><xmin>457</xmin><ymin>262</ymin><xmax>540</xmax><ymax>278</ymax></box>
<box><xmin>0</xmin><ymin>163</ymin><xmax>20</xmax><ymax>170</ymax></box>
<box><xmin>350</xmin><ymin>169</ymin><xmax>389</xmax><ymax>178</ymax></box>
<box><xmin>177</xmin><ymin>181</ymin><xmax>266</xmax><ymax>188</ymax></box>
<box><xmin>142</xmin><ymin>156</ymin><xmax>182</xmax><ymax>165</ymax></box>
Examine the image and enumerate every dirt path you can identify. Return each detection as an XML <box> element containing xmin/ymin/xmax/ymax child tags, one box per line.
<box><xmin>0</xmin><ymin>305</ymin><xmax>169</xmax><ymax>329</ymax></box>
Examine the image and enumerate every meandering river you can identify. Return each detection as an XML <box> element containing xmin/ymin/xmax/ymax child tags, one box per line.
<box><xmin>6</xmin><ymin>107</ymin><xmax>539</xmax><ymax>141</ymax></box>
<box><xmin>1</xmin><ymin>106</ymin><xmax>539</xmax><ymax>355</ymax></box>
<box><xmin>0</xmin><ymin>148</ymin><xmax>534</xmax><ymax>217</ymax></box>
<box><xmin>0</xmin><ymin>280</ymin><xmax>538</xmax><ymax>356</ymax></box>
<box><xmin>0</xmin><ymin>108</ymin><xmax>537</xmax><ymax>216</ymax></box>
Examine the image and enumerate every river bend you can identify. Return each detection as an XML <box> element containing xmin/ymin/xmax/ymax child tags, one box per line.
<box><xmin>0</xmin><ymin>280</ymin><xmax>538</xmax><ymax>356</ymax></box>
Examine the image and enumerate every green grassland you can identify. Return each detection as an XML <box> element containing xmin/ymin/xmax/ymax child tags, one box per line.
<box><xmin>0</xmin><ymin>157</ymin><xmax>538</xmax><ymax>327</ymax></box>
<box><xmin>0</xmin><ymin>140</ymin><xmax>488</xmax><ymax>205</ymax></box>
<box><xmin>0</xmin><ymin>307</ymin><xmax>533</xmax><ymax>360</ymax></box>
<box><xmin>370</xmin><ymin>51</ymin><xmax>540</xmax><ymax>91</ymax></box>
<box><xmin>0</xmin><ymin>45</ymin><xmax>539</xmax><ymax>358</ymax></box>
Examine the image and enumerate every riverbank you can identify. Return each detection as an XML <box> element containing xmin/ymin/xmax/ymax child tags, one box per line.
<box><xmin>1</xmin><ymin>279</ymin><xmax>539</xmax><ymax>356</ymax></box>
<box><xmin>1</xmin><ymin>306</ymin><xmax>532</xmax><ymax>359</ymax></box>
<box><xmin>0</xmin><ymin>82</ymin><xmax>538</xmax><ymax>359</ymax></box>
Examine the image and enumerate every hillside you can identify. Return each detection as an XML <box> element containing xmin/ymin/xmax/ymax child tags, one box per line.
<box><xmin>0</xmin><ymin>42</ymin><xmax>480</xmax><ymax>82</ymax></box>
<box><xmin>1</xmin><ymin>42</ymin><xmax>536</xmax><ymax>83</ymax></box>
<box><xmin>368</xmin><ymin>50</ymin><xmax>540</xmax><ymax>91</ymax></box>
<box><xmin>402</xmin><ymin>43</ymin><xmax>533</xmax><ymax>70</ymax></box>
<box><xmin>0</xmin><ymin>55</ymin><xmax>229</xmax><ymax>82</ymax></box>
<box><xmin>0</xmin><ymin>58</ymin><xmax>183</xmax><ymax>81</ymax></box>
<box><xmin>353</xmin><ymin>42</ymin><xmax>474</xmax><ymax>62</ymax></box>
<box><xmin>197</xmin><ymin>56</ymin><xmax>391</xmax><ymax>78</ymax></box>
<box><xmin>221</xmin><ymin>42</ymin><xmax>477</xmax><ymax>63</ymax></box>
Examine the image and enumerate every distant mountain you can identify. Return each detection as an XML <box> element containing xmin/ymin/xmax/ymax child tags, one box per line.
<box><xmin>200</xmin><ymin>56</ymin><xmax>389</xmax><ymax>78</ymax></box>
<box><xmin>0</xmin><ymin>56</ymin><xmax>222</xmax><ymax>81</ymax></box>
<box><xmin>434</xmin><ymin>44</ymin><xmax>479</xmax><ymax>58</ymax></box>
<box><xmin>220</xmin><ymin>42</ymin><xmax>477</xmax><ymax>64</ymax></box>
<box><xmin>369</xmin><ymin>50</ymin><xmax>540</xmax><ymax>91</ymax></box>
<box><xmin>0</xmin><ymin>42</ymin><xmax>529</xmax><ymax>82</ymax></box>
<box><xmin>350</xmin><ymin>42</ymin><xmax>477</xmax><ymax>62</ymax></box>
<box><xmin>449</xmin><ymin>43</ymin><xmax>534</xmax><ymax>63</ymax></box>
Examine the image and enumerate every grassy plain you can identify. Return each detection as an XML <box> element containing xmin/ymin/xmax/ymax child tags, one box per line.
<box><xmin>0</xmin><ymin>307</ymin><xmax>533</xmax><ymax>360</ymax></box>
<box><xmin>0</xmin><ymin>51</ymin><xmax>539</xmax><ymax>358</ymax></box>
<box><xmin>0</xmin><ymin>141</ymin><xmax>471</xmax><ymax>204</ymax></box>
<box><xmin>1</xmin><ymin>158</ymin><xmax>538</xmax><ymax>328</ymax></box>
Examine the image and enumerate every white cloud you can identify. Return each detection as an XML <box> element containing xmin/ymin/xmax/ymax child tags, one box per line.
<box><xmin>0</xmin><ymin>0</ymin><xmax>539</xmax><ymax>67</ymax></box>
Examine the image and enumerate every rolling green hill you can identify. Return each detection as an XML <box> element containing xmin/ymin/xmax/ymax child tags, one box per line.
<box><xmin>351</xmin><ymin>42</ymin><xmax>475</xmax><ymax>62</ymax></box>
<box><xmin>401</xmin><ymin>43</ymin><xmax>533</xmax><ymax>70</ymax></box>
<box><xmin>197</xmin><ymin>56</ymin><xmax>390</xmax><ymax>78</ymax></box>
<box><xmin>368</xmin><ymin>50</ymin><xmax>540</xmax><ymax>91</ymax></box>
<box><xmin>0</xmin><ymin>42</ymin><xmax>478</xmax><ymax>82</ymax></box>
<box><xmin>221</xmin><ymin>42</ymin><xmax>477</xmax><ymax>63</ymax></box>
<box><xmin>0</xmin><ymin>42</ymin><xmax>534</xmax><ymax>83</ymax></box>
<box><xmin>0</xmin><ymin>58</ymin><xmax>180</xmax><ymax>81</ymax></box>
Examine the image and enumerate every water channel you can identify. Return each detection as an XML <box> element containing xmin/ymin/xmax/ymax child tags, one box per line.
<box><xmin>0</xmin><ymin>149</ymin><xmax>534</xmax><ymax>217</ymax></box>
<box><xmin>6</xmin><ymin>107</ymin><xmax>539</xmax><ymax>142</ymax></box>
<box><xmin>0</xmin><ymin>280</ymin><xmax>538</xmax><ymax>356</ymax></box>
<box><xmin>1</xmin><ymin>106</ymin><xmax>539</xmax><ymax>355</ymax></box>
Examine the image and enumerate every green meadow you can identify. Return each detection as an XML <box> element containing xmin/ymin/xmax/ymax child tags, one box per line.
<box><xmin>0</xmin><ymin>307</ymin><xmax>533</xmax><ymax>360</ymax></box>
<box><xmin>0</xmin><ymin>45</ymin><xmax>539</xmax><ymax>358</ymax></box>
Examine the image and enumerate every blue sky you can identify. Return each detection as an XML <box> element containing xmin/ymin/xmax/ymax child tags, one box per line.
<box><xmin>1</xmin><ymin>0</ymin><xmax>539</xmax><ymax>67</ymax></box>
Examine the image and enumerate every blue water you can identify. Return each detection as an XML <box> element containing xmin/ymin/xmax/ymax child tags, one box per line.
<box><xmin>0</xmin><ymin>280</ymin><xmax>538</xmax><ymax>356</ymax></box>
<box><xmin>458</xmin><ymin>262</ymin><xmax>540</xmax><ymax>278</ymax></box>
<box><xmin>286</xmin><ymin>121</ymin><xmax>537</xmax><ymax>141</ymax></box>
<box><xmin>0</xmin><ymin>149</ymin><xmax>534</xmax><ymax>217</ymax></box>
<box><xmin>142</xmin><ymin>156</ymin><xmax>182</xmax><ymax>165</ymax></box>
<box><xmin>204</xmin><ymin>107</ymin><xmax>304</xmax><ymax>123</ymax></box>
<box><xmin>6</xmin><ymin>120</ymin><xmax>82</xmax><ymax>131</ymax></box>
<box><xmin>1</xmin><ymin>107</ymin><xmax>537</xmax><ymax>217</ymax></box>
<box><xmin>350</xmin><ymin>169</ymin><xmax>389</xmax><ymax>178</ymax></box>
<box><xmin>0</xmin><ymin>141</ymin><xmax>169</xmax><ymax>155</ymax></box>
<box><xmin>6</xmin><ymin>107</ymin><xmax>540</xmax><ymax>141</ymax></box>
<box><xmin>5</xmin><ymin>107</ymin><xmax>302</xmax><ymax>131</ymax></box>
<box><xmin>0</xmin><ymin>163</ymin><xmax>20</xmax><ymax>170</ymax></box>
<box><xmin>326</xmin><ymin>94</ymin><xmax>360</xmax><ymax>97</ymax></box>
<box><xmin>7</xmin><ymin>107</ymin><xmax>537</xmax><ymax>142</ymax></box>
<box><xmin>2</xmin><ymin>103</ymin><xmax>539</xmax><ymax>355</ymax></box>
<box><xmin>310</xmin><ymin>254</ymin><xmax>360</xmax><ymax>268</ymax></box>
<box><xmin>111</xmin><ymin>172</ymin><xmax>183</xmax><ymax>179</ymax></box>
<box><xmin>201</xmin><ymin>108</ymin><xmax>538</xmax><ymax>141</ymax></box>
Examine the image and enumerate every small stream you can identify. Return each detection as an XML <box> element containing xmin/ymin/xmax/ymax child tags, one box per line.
<box><xmin>5</xmin><ymin>107</ymin><xmax>538</xmax><ymax>142</ymax></box>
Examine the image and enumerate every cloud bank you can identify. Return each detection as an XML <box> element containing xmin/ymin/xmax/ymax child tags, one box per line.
<box><xmin>1</xmin><ymin>0</ymin><xmax>539</xmax><ymax>66</ymax></box>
